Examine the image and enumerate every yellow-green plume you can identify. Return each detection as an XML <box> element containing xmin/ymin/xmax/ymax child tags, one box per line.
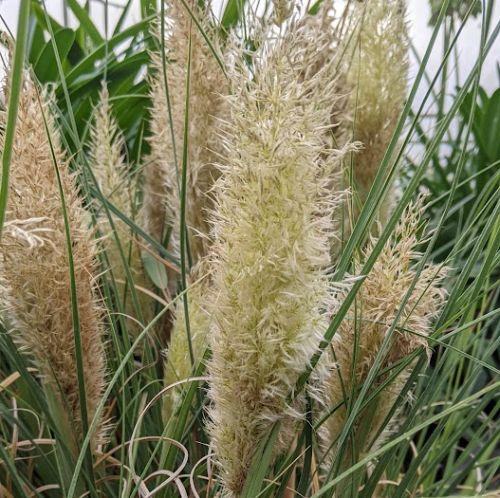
<box><xmin>89</xmin><ymin>85</ymin><xmax>151</xmax><ymax>331</ymax></box>
<box><xmin>143</xmin><ymin>1</ymin><xmax>227</xmax><ymax>267</ymax></box>
<box><xmin>322</xmin><ymin>202</ymin><xmax>447</xmax><ymax>469</ymax></box>
<box><xmin>206</xmin><ymin>24</ymin><xmax>350</xmax><ymax>495</ymax></box>
<box><xmin>0</xmin><ymin>76</ymin><xmax>106</xmax><ymax>452</ymax></box>
<box><xmin>163</xmin><ymin>263</ymin><xmax>211</xmax><ymax>422</ymax></box>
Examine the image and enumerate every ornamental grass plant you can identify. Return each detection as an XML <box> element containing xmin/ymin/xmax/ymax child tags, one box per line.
<box><xmin>0</xmin><ymin>1</ymin><xmax>498</xmax><ymax>497</ymax></box>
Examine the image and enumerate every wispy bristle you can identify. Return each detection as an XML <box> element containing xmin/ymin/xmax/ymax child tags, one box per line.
<box><xmin>207</xmin><ymin>22</ymin><xmax>350</xmax><ymax>495</ymax></box>
<box><xmin>0</xmin><ymin>75</ymin><xmax>107</xmax><ymax>452</ymax></box>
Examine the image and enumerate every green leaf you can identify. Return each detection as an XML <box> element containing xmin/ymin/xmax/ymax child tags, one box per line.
<box><xmin>34</xmin><ymin>28</ymin><xmax>76</xmax><ymax>83</ymax></box>
<box><xmin>65</xmin><ymin>0</ymin><xmax>103</xmax><ymax>46</ymax></box>
<box><xmin>142</xmin><ymin>251</ymin><xmax>169</xmax><ymax>290</ymax></box>
<box><xmin>308</xmin><ymin>0</ymin><xmax>327</xmax><ymax>15</ymax></box>
<box><xmin>221</xmin><ymin>0</ymin><xmax>248</xmax><ymax>31</ymax></box>
<box><xmin>0</xmin><ymin>0</ymin><xmax>30</xmax><ymax>236</ymax></box>
<box><xmin>27</xmin><ymin>14</ymin><xmax>45</xmax><ymax>64</ymax></box>
<box><xmin>31</xmin><ymin>1</ymin><xmax>64</xmax><ymax>34</ymax></box>
<box><xmin>482</xmin><ymin>88</ymin><xmax>500</xmax><ymax>161</ymax></box>
<box><xmin>64</xmin><ymin>18</ymin><xmax>152</xmax><ymax>87</ymax></box>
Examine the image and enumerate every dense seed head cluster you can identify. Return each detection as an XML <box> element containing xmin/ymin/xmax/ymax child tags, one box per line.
<box><xmin>323</xmin><ymin>202</ymin><xmax>447</xmax><ymax>463</ymax></box>
<box><xmin>0</xmin><ymin>76</ymin><xmax>106</xmax><ymax>451</ymax></box>
<box><xmin>206</xmin><ymin>23</ymin><xmax>351</xmax><ymax>495</ymax></box>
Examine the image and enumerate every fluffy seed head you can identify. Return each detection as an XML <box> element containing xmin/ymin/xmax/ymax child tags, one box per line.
<box><xmin>322</xmin><ymin>201</ymin><xmax>447</xmax><ymax>464</ymax></box>
<box><xmin>207</xmin><ymin>23</ymin><xmax>350</xmax><ymax>495</ymax></box>
<box><xmin>0</xmin><ymin>75</ymin><xmax>106</xmax><ymax>451</ymax></box>
<box><xmin>143</xmin><ymin>2</ymin><xmax>227</xmax><ymax>266</ymax></box>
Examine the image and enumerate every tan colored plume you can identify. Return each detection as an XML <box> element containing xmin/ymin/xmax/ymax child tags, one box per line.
<box><xmin>142</xmin><ymin>1</ymin><xmax>227</xmax><ymax>269</ymax></box>
<box><xmin>346</xmin><ymin>0</ymin><xmax>409</xmax><ymax>227</ymax></box>
<box><xmin>322</xmin><ymin>201</ymin><xmax>447</xmax><ymax>476</ymax></box>
<box><xmin>0</xmin><ymin>75</ymin><xmax>106</xmax><ymax>453</ymax></box>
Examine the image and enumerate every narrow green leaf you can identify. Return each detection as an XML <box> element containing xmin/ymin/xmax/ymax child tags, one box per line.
<box><xmin>240</xmin><ymin>423</ymin><xmax>282</xmax><ymax>498</ymax></box>
<box><xmin>64</xmin><ymin>0</ymin><xmax>103</xmax><ymax>46</ymax></box>
<box><xmin>142</xmin><ymin>251</ymin><xmax>169</xmax><ymax>289</ymax></box>
<box><xmin>0</xmin><ymin>0</ymin><xmax>30</xmax><ymax>237</ymax></box>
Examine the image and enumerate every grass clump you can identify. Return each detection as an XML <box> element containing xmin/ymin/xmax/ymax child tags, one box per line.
<box><xmin>0</xmin><ymin>1</ymin><xmax>498</xmax><ymax>497</ymax></box>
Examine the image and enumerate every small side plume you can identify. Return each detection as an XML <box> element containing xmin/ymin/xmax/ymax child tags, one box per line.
<box><xmin>320</xmin><ymin>199</ymin><xmax>447</xmax><ymax>482</ymax></box>
<box><xmin>89</xmin><ymin>84</ymin><xmax>152</xmax><ymax>333</ymax></box>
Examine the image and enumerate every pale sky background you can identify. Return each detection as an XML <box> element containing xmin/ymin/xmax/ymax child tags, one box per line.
<box><xmin>0</xmin><ymin>0</ymin><xmax>498</xmax><ymax>97</ymax></box>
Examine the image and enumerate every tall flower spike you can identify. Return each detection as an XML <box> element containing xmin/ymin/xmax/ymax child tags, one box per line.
<box><xmin>346</xmin><ymin>0</ymin><xmax>409</xmax><ymax>227</ymax></box>
<box><xmin>0</xmin><ymin>76</ymin><xmax>106</xmax><ymax>452</ymax></box>
<box><xmin>89</xmin><ymin>85</ymin><xmax>151</xmax><ymax>332</ymax></box>
<box><xmin>322</xmin><ymin>201</ymin><xmax>447</xmax><ymax>475</ymax></box>
<box><xmin>207</xmin><ymin>24</ymin><xmax>349</xmax><ymax>495</ymax></box>
<box><xmin>143</xmin><ymin>2</ymin><xmax>227</xmax><ymax>268</ymax></box>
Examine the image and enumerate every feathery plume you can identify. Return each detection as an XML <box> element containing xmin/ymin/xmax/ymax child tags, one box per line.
<box><xmin>143</xmin><ymin>2</ymin><xmax>227</xmax><ymax>268</ymax></box>
<box><xmin>163</xmin><ymin>264</ymin><xmax>210</xmax><ymax>422</ymax></box>
<box><xmin>322</xmin><ymin>201</ymin><xmax>447</xmax><ymax>469</ymax></box>
<box><xmin>346</xmin><ymin>0</ymin><xmax>409</xmax><ymax>227</ymax></box>
<box><xmin>0</xmin><ymin>75</ymin><xmax>106</xmax><ymax>452</ymax></box>
<box><xmin>207</xmin><ymin>24</ymin><xmax>349</xmax><ymax>495</ymax></box>
<box><xmin>89</xmin><ymin>85</ymin><xmax>151</xmax><ymax>331</ymax></box>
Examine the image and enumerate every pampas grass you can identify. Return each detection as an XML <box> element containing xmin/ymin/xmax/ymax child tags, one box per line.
<box><xmin>0</xmin><ymin>75</ymin><xmax>106</xmax><ymax>453</ymax></box>
<box><xmin>345</xmin><ymin>0</ymin><xmax>409</xmax><ymax>227</ymax></box>
<box><xmin>0</xmin><ymin>1</ymin><xmax>496</xmax><ymax>496</ymax></box>
<box><xmin>143</xmin><ymin>1</ymin><xmax>226</xmax><ymax>265</ymax></box>
<box><xmin>89</xmin><ymin>85</ymin><xmax>151</xmax><ymax>332</ymax></box>
<box><xmin>206</xmin><ymin>23</ymin><xmax>349</xmax><ymax>495</ymax></box>
<box><xmin>322</xmin><ymin>200</ymin><xmax>447</xmax><ymax>471</ymax></box>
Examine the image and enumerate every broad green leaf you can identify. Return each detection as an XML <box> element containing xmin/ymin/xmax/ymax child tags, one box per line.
<box><xmin>482</xmin><ymin>88</ymin><xmax>500</xmax><ymax>161</ymax></box>
<box><xmin>27</xmin><ymin>14</ymin><xmax>45</xmax><ymax>64</ymax></box>
<box><xmin>31</xmin><ymin>1</ymin><xmax>64</xmax><ymax>34</ymax></box>
<box><xmin>221</xmin><ymin>0</ymin><xmax>248</xmax><ymax>31</ymax></box>
<box><xmin>142</xmin><ymin>251</ymin><xmax>169</xmax><ymax>290</ymax></box>
<box><xmin>34</xmin><ymin>28</ymin><xmax>76</xmax><ymax>83</ymax></box>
